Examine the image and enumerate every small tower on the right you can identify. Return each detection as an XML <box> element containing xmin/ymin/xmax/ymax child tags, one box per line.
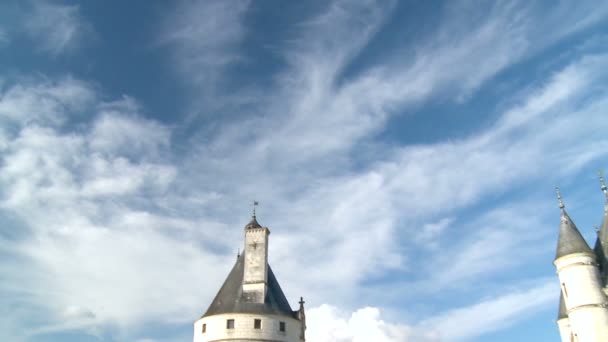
<box><xmin>554</xmin><ymin>182</ymin><xmax>608</xmax><ymax>342</ymax></box>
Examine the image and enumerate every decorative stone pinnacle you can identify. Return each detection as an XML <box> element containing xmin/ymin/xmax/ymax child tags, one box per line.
<box><xmin>556</xmin><ymin>187</ymin><xmax>565</xmax><ymax>210</ymax></box>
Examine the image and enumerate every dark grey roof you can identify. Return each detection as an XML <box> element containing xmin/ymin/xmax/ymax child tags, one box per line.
<box><xmin>557</xmin><ymin>292</ymin><xmax>568</xmax><ymax>320</ymax></box>
<box><xmin>244</xmin><ymin>216</ymin><xmax>262</xmax><ymax>229</ymax></box>
<box><xmin>594</xmin><ymin>205</ymin><xmax>608</xmax><ymax>275</ymax></box>
<box><xmin>202</xmin><ymin>253</ymin><xmax>297</xmax><ymax>319</ymax></box>
<box><xmin>555</xmin><ymin>209</ymin><xmax>594</xmax><ymax>260</ymax></box>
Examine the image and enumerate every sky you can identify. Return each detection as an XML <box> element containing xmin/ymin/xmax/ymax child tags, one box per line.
<box><xmin>0</xmin><ymin>1</ymin><xmax>607</xmax><ymax>341</ymax></box>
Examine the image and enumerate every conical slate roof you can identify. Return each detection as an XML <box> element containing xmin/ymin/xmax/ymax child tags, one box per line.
<box><xmin>594</xmin><ymin>202</ymin><xmax>608</xmax><ymax>274</ymax></box>
<box><xmin>244</xmin><ymin>216</ymin><xmax>262</xmax><ymax>229</ymax></box>
<box><xmin>555</xmin><ymin>209</ymin><xmax>593</xmax><ymax>260</ymax></box>
<box><xmin>595</xmin><ymin>176</ymin><xmax>608</xmax><ymax>273</ymax></box>
<box><xmin>557</xmin><ymin>292</ymin><xmax>568</xmax><ymax>320</ymax></box>
<box><xmin>202</xmin><ymin>253</ymin><xmax>297</xmax><ymax>319</ymax></box>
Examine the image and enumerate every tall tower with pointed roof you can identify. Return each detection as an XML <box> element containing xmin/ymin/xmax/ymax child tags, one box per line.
<box><xmin>554</xmin><ymin>185</ymin><xmax>608</xmax><ymax>342</ymax></box>
<box><xmin>193</xmin><ymin>214</ymin><xmax>306</xmax><ymax>342</ymax></box>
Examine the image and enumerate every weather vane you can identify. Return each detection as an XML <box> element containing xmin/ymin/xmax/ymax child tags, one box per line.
<box><xmin>252</xmin><ymin>200</ymin><xmax>259</xmax><ymax>217</ymax></box>
<box><xmin>600</xmin><ymin>170</ymin><xmax>607</xmax><ymax>195</ymax></box>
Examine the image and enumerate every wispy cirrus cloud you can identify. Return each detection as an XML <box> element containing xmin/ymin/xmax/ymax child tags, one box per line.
<box><xmin>2</xmin><ymin>1</ymin><xmax>608</xmax><ymax>341</ymax></box>
<box><xmin>0</xmin><ymin>27</ymin><xmax>8</xmax><ymax>47</ymax></box>
<box><xmin>160</xmin><ymin>0</ymin><xmax>250</xmax><ymax>91</ymax></box>
<box><xmin>23</xmin><ymin>0</ymin><xmax>92</xmax><ymax>56</ymax></box>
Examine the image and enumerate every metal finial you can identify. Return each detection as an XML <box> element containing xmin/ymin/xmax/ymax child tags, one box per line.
<box><xmin>556</xmin><ymin>187</ymin><xmax>565</xmax><ymax>210</ymax></box>
<box><xmin>595</xmin><ymin>224</ymin><xmax>601</xmax><ymax>235</ymax></box>
<box><xmin>252</xmin><ymin>200</ymin><xmax>259</xmax><ymax>217</ymax></box>
<box><xmin>600</xmin><ymin>170</ymin><xmax>608</xmax><ymax>197</ymax></box>
<box><xmin>237</xmin><ymin>248</ymin><xmax>240</xmax><ymax>258</ymax></box>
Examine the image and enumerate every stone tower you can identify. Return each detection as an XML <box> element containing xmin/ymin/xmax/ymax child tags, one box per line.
<box><xmin>554</xmin><ymin>182</ymin><xmax>608</xmax><ymax>342</ymax></box>
<box><xmin>193</xmin><ymin>214</ymin><xmax>306</xmax><ymax>342</ymax></box>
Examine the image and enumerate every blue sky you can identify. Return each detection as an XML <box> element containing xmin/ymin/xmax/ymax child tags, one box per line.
<box><xmin>1</xmin><ymin>1</ymin><xmax>607</xmax><ymax>341</ymax></box>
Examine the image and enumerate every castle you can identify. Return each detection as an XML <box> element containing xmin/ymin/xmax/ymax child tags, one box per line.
<box><xmin>554</xmin><ymin>176</ymin><xmax>608</xmax><ymax>341</ymax></box>
<box><xmin>192</xmin><ymin>175</ymin><xmax>608</xmax><ymax>342</ymax></box>
<box><xmin>193</xmin><ymin>213</ymin><xmax>306</xmax><ymax>342</ymax></box>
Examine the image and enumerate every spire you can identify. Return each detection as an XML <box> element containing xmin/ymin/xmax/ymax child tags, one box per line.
<box><xmin>556</xmin><ymin>187</ymin><xmax>565</xmax><ymax>210</ymax></box>
<box><xmin>298</xmin><ymin>297</ymin><xmax>306</xmax><ymax>340</ymax></box>
<box><xmin>554</xmin><ymin>187</ymin><xmax>594</xmax><ymax>260</ymax></box>
<box><xmin>245</xmin><ymin>201</ymin><xmax>262</xmax><ymax>229</ymax></box>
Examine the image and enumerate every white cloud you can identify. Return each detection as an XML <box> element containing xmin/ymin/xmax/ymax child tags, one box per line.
<box><xmin>420</xmin><ymin>281</ymin><xmax>557</xmax><ymax>341</ymax></box>
<box><xmin>2</xmin><ymin>2</ymin><xmax>608</xmax><ymax>341</ymax></box>
<box><xmin>307</xmin><ymin>280</ymin><xmax>556</xmax><ymax>342</ymax></box>
<box><xmin>0</xmin><ymin>76</ymin><xmax>96</xmax><ymax>128</ymax></box>
<box><xmin>0</xmin><ymin>27</ymin><xmax>8</xmax><ymax>47</ymax></box>
<box><xmin>23</xmin><ymin>0</ymin><xmax>92</xmax><ymax>56</ymax></box>
<box><xmin>160</xmin><ymin>0</ymin><xmax>250</xmax><ymax>90</ymax></box>
<box><xmin>306</xmin><ymin>305</ymin><xmax>419</xmax><ymax>342</ymax></box>
<box><xmin>0</xmin><ymin>78</ymin><xmax>211</xmax><ymax>336</ymax></box>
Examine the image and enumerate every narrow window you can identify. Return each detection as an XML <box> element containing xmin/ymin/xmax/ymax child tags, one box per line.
<box><xmin>562</xmin><ymin>283</ymin><xmax>568</xmax><ymax>298</ymax></box>
<box><xmin>202</xmin><ymin>323</ymin><xmax>206</xmax><ymax>333</ymax></box>
<box><xmin>227</xmin><ymin>319</ymin><xmax>235</xmax><ymax>329</ymax></box>
<box><xmin>254</xmin><ymin>318</ymin><xmax>262</xmax><ymax>329</ymax></box>
<box><xmin>279</xmin><ymin>321</ymin><xmax>286</xmax><ymax>332</ymax></box>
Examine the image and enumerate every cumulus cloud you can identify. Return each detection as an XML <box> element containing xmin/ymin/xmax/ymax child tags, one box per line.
<box><xmin>307</xmin><ymin>305</ymin><xmax>416</xmax><ymax>342</ymax></box>
<box><xmin>0</xmin><ymin>77</ymin><xmax>229</xmax><ymax>337</ymax></box>
<box><xmin>308</xmin><ymin>281</ymin><xmax>556</xmax><ymax>342</ymax></box>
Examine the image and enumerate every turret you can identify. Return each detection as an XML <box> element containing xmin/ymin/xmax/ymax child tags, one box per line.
<box><xmin>553</xmin><ymin>188</ymin><xmax>608</xmax><ymax>341</ymax></box>
<box><xmin>193</xmin><ymin>206</ymin><xmax>306</xmax><ymax>342</ymax></box>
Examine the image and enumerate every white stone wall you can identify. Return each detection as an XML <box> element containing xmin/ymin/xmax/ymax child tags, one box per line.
<box><xmin>193</xmin><ymin>313</ymin><xmax>302</xmax><ymax>342</ymax></box>
<box><xmin>556</xmin><ymin>318</ymin><xmax>572</xmax><ymax>342</ymax></box>
<box><xmin>555</xmin><ymin>253</ymin><xmax>608</xmax><ymax>341</ymax></box>
<box><xmin>243</xmin><ymin>228</ymin><xmax>269</xmax><ymax>287</ymax></box>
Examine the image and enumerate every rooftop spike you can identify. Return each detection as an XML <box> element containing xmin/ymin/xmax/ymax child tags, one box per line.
<box><xmin>600</xmin><ymin>171</ymin><xmax>608</xmax><ymax>203</ymax></box>
<box><xmin>554</xmin><ymin>187</ymin><xmax>594</xmax><ymax>260</ymax></box>
<box><xmin>252</xmin><ymin>200</ymin><xmax>259</xmax><ymax>218</ymax></box>
<box><xmin>556</xmin><ymin>187</ymin><xmax>565</xmax><ymax>210</ymax></box>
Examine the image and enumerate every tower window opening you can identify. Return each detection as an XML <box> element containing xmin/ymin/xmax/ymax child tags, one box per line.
<box><xmin>562</xmin><ymin>283</ymin><xmax>568</xmax><ymax>298</ymax></box>
<box><xmin>227</xmin><ymin>319</ymin><xmax>235</xmax><ymax>329</ymax></box>
<box><xmin>279</xmin><ymin>321</ymin><xmax>286</xmax><ymax>332</ymax></box>
<box><xmin>202</xmin><ymin>323</ymin><xmax>206</xmax><ymax>333</ymax></box>
<box><xmin>254</xmin><ymin>319</ymin><xmax>261</xmax><ymax>329</ymax></box>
